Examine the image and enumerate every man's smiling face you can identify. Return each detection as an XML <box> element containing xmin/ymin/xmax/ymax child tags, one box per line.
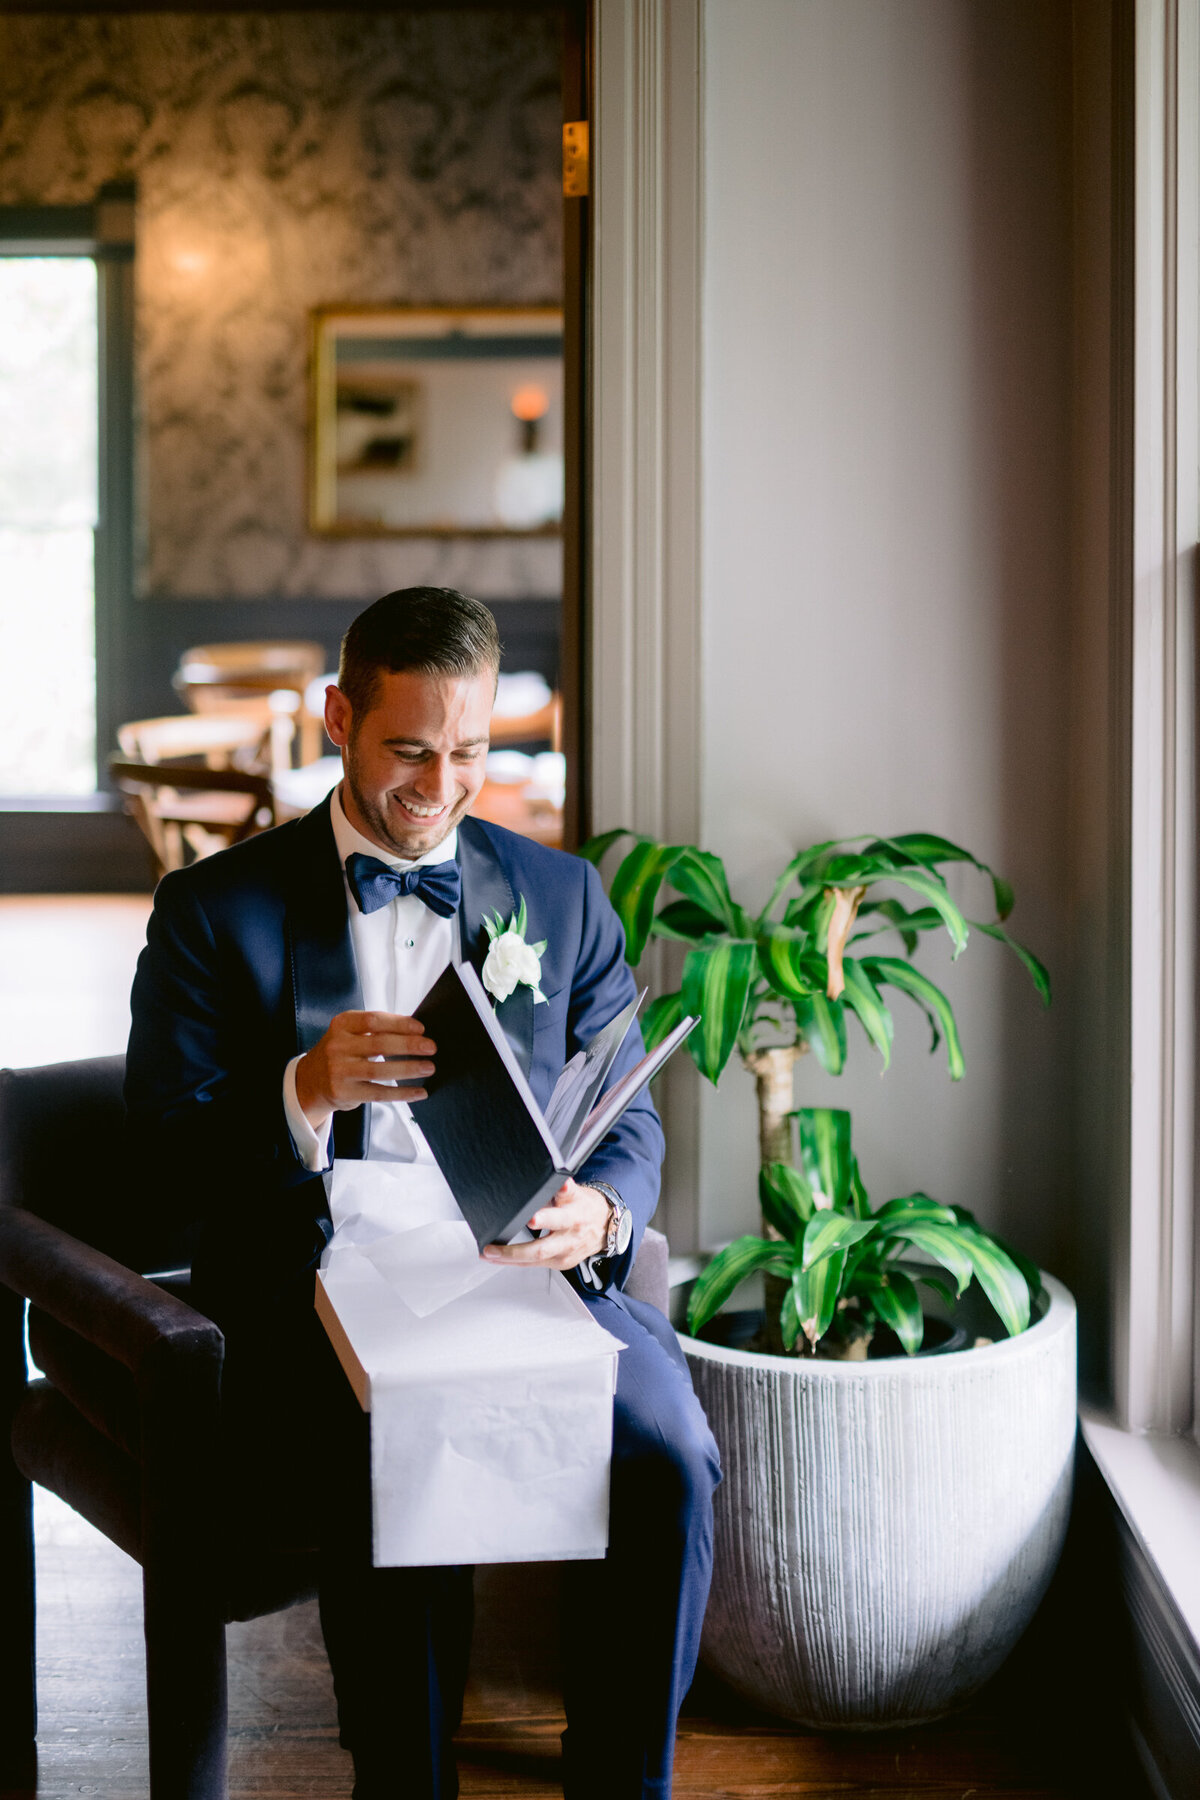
<box><xmin>325</xmin><ymin>665</ymin><xmax>494</xmax><ymax>859</ymax></box>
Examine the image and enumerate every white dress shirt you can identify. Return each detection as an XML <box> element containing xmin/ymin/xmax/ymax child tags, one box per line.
<box><xmin>282</xmin><ymin>786</ymin><xmax>459</xmax><ymax>1172</ymax></box>
<box><xmin>283</xmin><ymin>786</ymin><xmax>608</xmax><ymax>1282</ymax></box>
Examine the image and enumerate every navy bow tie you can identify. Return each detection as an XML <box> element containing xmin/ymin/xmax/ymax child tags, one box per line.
<box><xmin>345</xmin><ymin>852</ymin><xmax>462</xmax><ymax>919</ymax></box>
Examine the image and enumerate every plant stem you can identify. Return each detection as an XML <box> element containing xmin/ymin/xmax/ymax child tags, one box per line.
<box><xmin>744</xmin><ymin>1043</ymin><xmax>804</xmax><ymax>1169</ymax></box>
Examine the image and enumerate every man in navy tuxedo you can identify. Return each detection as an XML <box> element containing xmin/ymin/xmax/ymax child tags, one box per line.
<box><xmin>125</xmin><ymin>587</ymin><xmax>719</xmax><ymax>1800</ymax></box>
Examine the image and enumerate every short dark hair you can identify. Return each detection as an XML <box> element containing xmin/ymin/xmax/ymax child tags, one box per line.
<box><xmin>338</xmin><ymin>587</ymin><xmax>502</xmax><ymax>716</ymax></box>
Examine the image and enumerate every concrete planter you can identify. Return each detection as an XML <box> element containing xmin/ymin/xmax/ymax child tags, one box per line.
<box><xmin>682</xmin><ymin>1275</ymin><xmax>1076</xmax><ymax>1729</ymax></box>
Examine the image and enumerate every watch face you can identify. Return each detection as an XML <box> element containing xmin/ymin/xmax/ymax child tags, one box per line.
<box><xmin>616</xmin><ymin>1207</ymin><xmax>633</xmax><ymax>1254</ymax></box>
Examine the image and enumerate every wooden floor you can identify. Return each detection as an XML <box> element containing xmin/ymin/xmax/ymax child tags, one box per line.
<box><xmin>20</xmin><ymin>1483</ymin><xmax>1082</xmax><ymax>1800</ymax></box>
<box><xmin>3</xmin><ymin>899</ymin><xmax>1095</xmax><ymax>1798</ymax></box>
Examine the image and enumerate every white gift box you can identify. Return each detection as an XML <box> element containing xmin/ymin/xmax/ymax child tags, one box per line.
<box><xmin>315</xmin><ymin>1180</ymin><xmax>623</xmax><ymax>1567</ymax></box>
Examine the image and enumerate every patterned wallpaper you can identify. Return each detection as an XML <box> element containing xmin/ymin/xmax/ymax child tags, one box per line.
<box><xmin>0</xmin><ymin>11</ymin><xmax>564</xmax><ymax>599</ymax></box>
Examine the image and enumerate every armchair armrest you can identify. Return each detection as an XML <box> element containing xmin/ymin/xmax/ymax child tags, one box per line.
<box><xmin>0</xmin><ymin>1208</ymin><xmax>222</xmax><ymax>1379</ymax></box>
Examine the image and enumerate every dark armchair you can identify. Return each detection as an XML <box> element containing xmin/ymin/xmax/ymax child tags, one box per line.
<box><xmin>0</xmin><ymin>1054</ymin><xmax>670</xmax><ymax>1800</ymax></box>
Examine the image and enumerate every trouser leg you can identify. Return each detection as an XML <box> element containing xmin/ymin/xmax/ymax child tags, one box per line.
<box><xmin>216</xmin><ymin>1300</ymin><xmax>474</xmax><ymax>1800</ymax></box>
<box><xmin>313</xmin><ymin>1345</ymin><xmax>473</xmax><ymax>1800</ymax></box>
<box><xmin>559</xmin><ymin>1292</ymin><xmax>720</xmax><ymax>1800</ymax></box>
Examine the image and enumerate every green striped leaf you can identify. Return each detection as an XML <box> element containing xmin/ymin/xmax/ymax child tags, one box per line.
<box><xmin>780</xmin><ymin>1280</ymin><xmax>803</xmax><ymax>1351</ymax></box>
<box><xmin>609</xmin><ymin>839</ymin><xmax>684</xmax><ymax>966</ymax></box>
<box><xmin>914</xmin><ymin>1272</ymin><xmax>958</xmax><ymax>1310</ymax></box>
<box><xmin>686</xmin><ymin>1235</ymin><xmax>792</xmax><ymax>1336</ymax></box>
<box><xmin>970</xmin><ymin>920</ymin><xmax>1052</xmax><ymax>1007</ymax></box>
<box><xmin>756</xmin><ymin>922</ymin><xmax>817</xmax><ymax>1000</ymax></box>
<box><xmin>873</xmin><ymin>1193</ymin><xmax>958</xmax><ymax>1228</ymax></box>
<box><xmin>881</xmin><ymin>867</ymin><xmax>969</xmax><ymax>958</ymax></box>
<box><xmin>650</xmin><ymin>899</ymin><xmax>725</xmax><ymax>944</ymax></box>
<box><xmin>669</xmin><ymin>849</ymin><xmax>742</xmax><ymax>934</ymax></box>
<box><xmin>882</xmin><ymin>1221</ymin><xmax>974</xmax><ymax>1295</ymax></box>
<box><xmin>759</xmin><ymin>841</ymin><xmax>843</xmax><ymax>926</ymax></box>
<box><xmin>681</xmin><ymin>939</ymin><xmax>757</xmax><ymax>1083</ymax></box>
<box><xmin>795</xmin><ymin>1107</ymin><xmax>852</xmax><ymax>1211</ymax></box>
<box><xmin>851</xmin><ymin>901</ymin><xmax>945</xmax><ymax>954</ymax></box>
<box><xmin>862</xmin><ymin>957</ymin><xmax>965</xmax><ymax>1081</ymax></box>
<box><xmin>841</xmin><ymin>956</ymin><xmax>894</xmax><ymax>1068</ymax></box>
<box><xmin>955</xmin><ymin>1229</ymin><xmax>1031</xmax><ymax>1337</ymax></box>
<box><xmin>792</xmin><ymin>1250</ymin><xmax>848</xmax><ymax>1348</ymax></box>
<box><xmin>869</xmin><ymin>833</ymin><xmax>1015</xmax><ymax>921</ymax></box>
<box><xmin>795</xmin><ymin>992</ymin><xmax>847</xmax><ymax>1073</ymax></box>
<box><xmin>576</xmin><ymin>826</ymin><xmax>632</xmax><ymax>868</ymax></box>
<box><xmin>952</xmin><ymin>1212</ymin><xmax>1043</xmax><ymax>1302</ymax></box>
<box><xmin>800</xmin><ymin>1212</ymin><xmax>878</xmax><ymax>1272</ymax></box>
<box><xmin>759</xmin><ymin>1162</ymin><xmax>815</xmax><ymax>1239</ymax></box>
<box><xmin>848</xmin><ymin>1157</ymin><xmax>872</xmax><ymax>1220</ymax></box>
<box><xmin>641</xmin><ymin>990</ymin><xmax>684</xmax><ymax>1052</ymax></box>
<box><xmin>867</xmin><ymin>1268</ymin><xmax>925</xmax><ymax>1354</ymax></box>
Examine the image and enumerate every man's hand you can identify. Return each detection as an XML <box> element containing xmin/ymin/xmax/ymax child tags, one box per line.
<box><xmin>481</xmin><ymin>1177</ymin><xmax>611</xmax><ymax>1273</ymax></box>
<box><xmin>295</xmin><ymin>1010</ymin><xmax>436</xmax><ymax>1131</ymax></box>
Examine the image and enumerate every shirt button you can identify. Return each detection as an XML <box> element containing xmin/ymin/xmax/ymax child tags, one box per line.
<box><xmin>405</xmin><ymin>938</ymin><xmax>415</xmax><ymax>949</ymax></box>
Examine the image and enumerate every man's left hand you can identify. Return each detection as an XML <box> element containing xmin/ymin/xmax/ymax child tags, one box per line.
<box><xmin>481</xmin><ymin>1178</ymin><xmax>611</xmax><ymax>1272</ymax></box>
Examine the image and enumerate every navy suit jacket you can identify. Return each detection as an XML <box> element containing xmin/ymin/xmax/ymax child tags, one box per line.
<box><xmin>125</xmin><ymin>799</ymin><xmax>664</xmax><ymax>1316</ymax></box>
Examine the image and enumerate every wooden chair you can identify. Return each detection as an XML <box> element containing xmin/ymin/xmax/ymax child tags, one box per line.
<box><xmin>111</xmin><ymin>715</ymin><xmax>280</xmax><ymax>878</ymax></box>
<box><xmin>174</xmin><ymin>643</ymin><xmax>326</xmax><ymax>767</ymax></box>
<box><xmin>0</xmin><ymin>1054</ymin><xmax>670</xmax><ymax>1799</ymax></box>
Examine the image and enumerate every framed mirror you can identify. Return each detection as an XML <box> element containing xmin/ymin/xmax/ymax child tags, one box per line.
<box><xmin>309</xmin><ymin>306</ymin><xmax>564</xmax><ymax>536</ymax></box>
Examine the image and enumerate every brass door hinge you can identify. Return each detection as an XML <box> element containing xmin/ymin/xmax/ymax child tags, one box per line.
<box><xmin>563</xmin><ymin>121</ymin><xmax>589</xmax><ymax>197</ymax></box>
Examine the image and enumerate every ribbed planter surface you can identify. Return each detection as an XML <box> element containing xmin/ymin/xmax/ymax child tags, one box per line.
<box><xmin>682</xmin><ymin>1276</ymin><xmax>1076</xmax><ymax>1729</ymax></box>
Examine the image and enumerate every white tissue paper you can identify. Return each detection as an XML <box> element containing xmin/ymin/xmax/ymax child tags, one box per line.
<box><xmin>316</xmin><ymin>1159</ymin><xmax>624</xmax><ymax>1566</ymax></box>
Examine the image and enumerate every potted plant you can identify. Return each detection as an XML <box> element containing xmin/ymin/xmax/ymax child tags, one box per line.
<box><xmin>581</xmin><ymin>828</ymin><xmax>1077</xmax><ymax>1729</ymax></box>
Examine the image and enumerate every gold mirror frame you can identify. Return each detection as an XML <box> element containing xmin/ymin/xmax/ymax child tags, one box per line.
<box><xmin>308</xmin><ymin>304</ymin><xmax>565</xmax><ymax>538</ymax></box>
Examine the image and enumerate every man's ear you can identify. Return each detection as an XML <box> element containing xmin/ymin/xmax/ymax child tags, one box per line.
<box><xmin>325</xmin><ymin>685</ymin><xmax>352</xmax><ymax>748</ymax></box>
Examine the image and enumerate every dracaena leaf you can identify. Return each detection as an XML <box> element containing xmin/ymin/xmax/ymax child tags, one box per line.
<box><xmin>800</xmin><ymin>1212</ymin><xmax>878</xmax><ymax>1271</ymax></box>
<box><xmin>681</xmin><ymin>939</ymin><xmax>756</xmax><ymax>1084</ymax></box>
<box><xmin>882</xmin><ymin>1221</ymin><xmax>975</xmax><ymax>1295</ymax></box>
<box><xmin>759</xmin><ymin>1162</ymin><xmax>815</xmax><ymax>1240</ymax></box>
<box><xmin>869</xmin><ymin>832</ymin><xmax>1015</xmax><ymax>921</ymax></box>
<box><xmin>763</xmin><ymin>841</ymin><xmax>844</xmax><ymax>924</ymax></box>
<box><xmin>873</xmin><ymin>1193</ymin><xmax>959</xmax><ymax>1228</ymax></box>
<box><xmin>865</xmin><ymin>1268</ymin><xmax>924</xmax><ymax>1354</ymax></box>
<box><xmin>756</xmin><ymin>922</ymin><xmax>815</xmax><ymax>1000</ymax></box>
<box><xmin>781</xmin><ymin>1280</ymin><xmax>803</xmax><ymax>1350</ymax></box>
<box><xmin>669</xmin><ymin>849</ymin><xmax>741</xmax><ymax>934</ymax></box>
<box><xmin>955</xmin><ymin>1228</ymin><xmax>1031</xmax><ymax>1337</ymax></box>
<box><xmin>792</xmin><ymin>1251</ymin><xmax>848</xmax><ymax>1348</ymax></box>
<box><xmin>969</xmin><ymin>920</ymin><xmax>1052</xmax><ymax>1006</ymax></box>
<box><xmin>862</xmin><ymin>957</ymin><xmax>965</xmax><ymax>1081</ymax></box>
<box><xmin>609</xmin><ymin>838</ymin><xmax>684</xmax><ymax>966</ymax></box>
<box><xmin>954</xmin><ymin>1213</ymin><xmax>1043</xmax><ymax>1302</ymax></box>
<box><xmin>795</xmin><ymin>1107</ymin><xmax>852</xmax><ymax>1211</ymax></box>
<box><xmin>840</xmin><ymin>956</ymin><xmax>894</xmax><ymax>1068</ymax></box>
<box><xmin>795</xmin><ymin>992</ymin><xmax>847</xmax><ymax>1073</ymax></box>
<box><xmin>851</xmin><ymin>901</ymin><xmax>945</xmax><ymax>955</ymax></box>
<box><xmin>577</xmin><ymin>826</ymin><xmax>632</xmax><ymax>868</ymax></box>
<box><xmin>849</xmin><ymin>1157</ymin><xmax>872</xmax><ymax>1220</ymax></box>
<box><xmin>686</xmin><ymin>1235</ymin><xmax>792</xmax><ymax>1336</ymax></box>
<box><xmin>650</xmin><ymin>899</ymin><xmax>726</xmax><ymax>944</ymax></box>
<box><xmin>641</xmin><ymin>990</ymin><xmax>684</xmax><ymax>1051</ymax></box>
<box><xmin>879</xmin><ymin>867</ymin><xmax>969</xmax><ymax>958</ymax></box>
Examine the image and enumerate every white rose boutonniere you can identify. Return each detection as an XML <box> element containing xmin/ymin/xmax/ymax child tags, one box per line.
<box><xmin>481</xmin><ymin>895</ymin><xmax>549</xmax><ymax>1005</ymax></box>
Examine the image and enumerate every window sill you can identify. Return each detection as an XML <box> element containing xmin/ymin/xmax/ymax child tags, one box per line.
<box><xmin>1079</xmin><ymin>1405</ymin><xmax>1200</xmax><ymax>1650</ymax></box>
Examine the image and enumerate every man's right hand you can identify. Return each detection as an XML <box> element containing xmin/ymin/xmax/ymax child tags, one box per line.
<box><xmin>294</xmin><ymin>1011</ymin><xmax>436</xmax><ymax>1131</ymax></box>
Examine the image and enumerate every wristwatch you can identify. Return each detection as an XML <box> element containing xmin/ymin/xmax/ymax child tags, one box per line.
<box><xmin>591</xmin><ymin>1181</ymin><xmax>632</xmax><ymax>1260</ymax></box>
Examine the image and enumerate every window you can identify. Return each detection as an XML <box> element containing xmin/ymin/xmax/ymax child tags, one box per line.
<box><xmin>0</xmin><ymin>256</ymin><xmax>99</xmax><ymax>794</ymax></box>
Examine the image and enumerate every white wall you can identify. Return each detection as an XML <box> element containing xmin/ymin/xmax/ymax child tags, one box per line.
<box><xmin>698</xmin><ymin>0</ymin><xmax>1077</xmax><ymax>1269</ymax></box>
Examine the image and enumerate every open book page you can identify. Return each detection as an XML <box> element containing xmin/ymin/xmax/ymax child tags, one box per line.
<box><xmin>568</xmin><ymin>1014</ymin><xmax>698</xmax><ymax>1170</ymax></box>
<box><xmin>543</xmin><ymin>990</ymin><xmax>645</xmax><ymax>1155</ymax></box>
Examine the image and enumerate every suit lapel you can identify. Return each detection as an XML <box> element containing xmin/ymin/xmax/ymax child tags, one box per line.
<box><xmin>284</xmin><ymin>794</ymin><xmax>368</xmax><ymax>1159</ymax></box>
<box><xmin>456</xmin><ymin>816</ymin><xmax>535</xmax><ymax>1080</ymax></box>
